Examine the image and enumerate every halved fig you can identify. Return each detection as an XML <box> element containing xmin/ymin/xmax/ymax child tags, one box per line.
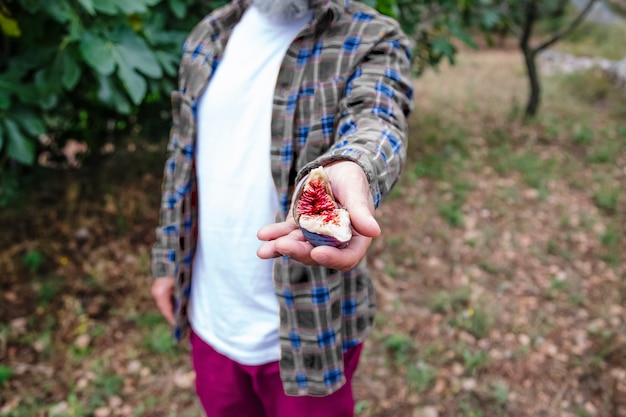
<box><xmin>293</xmin><ymin>166</ymin><xmax>352</xmax><ymax>248</ymax></box>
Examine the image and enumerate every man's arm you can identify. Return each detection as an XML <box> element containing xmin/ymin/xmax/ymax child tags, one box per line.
<box><xmin>151</xmin><ymin>91</ymin><xmax>186</xmax><ymax>323</ymax></box>
<box><xmin>258</xmin><ymin>24</ymin><xmax>414</xmax><ymax>269</ymax></box>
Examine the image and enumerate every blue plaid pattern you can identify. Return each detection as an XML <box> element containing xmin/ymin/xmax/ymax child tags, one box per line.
<box><xmin>289</xmin><ymin>331</ymin><xmax>302</xmax><ymax>349</ymax></box>
<box><xmin>317</xmin><ymin>329</ymin><xmax>336</xmax><ymax>348</ymax></box>
<box><xmin>311</xmin><ymin>286</ymin><xmax>330</xmax><ymax>304</ymax></box>
<box><xmin>324</xmin><ymin>368</ymin><xmax>343</xmax><ymax>386</ymax></box>
<box><xmin>296</xmin><ymin>373</ymin><xmax>308</xmax><ymax>389</ymax></box>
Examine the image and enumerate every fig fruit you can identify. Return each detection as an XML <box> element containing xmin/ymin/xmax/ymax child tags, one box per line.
<box><xmin>293</xmin><ymin>166</ymin><xmax>352</xmax><ymax>248</ymax></box>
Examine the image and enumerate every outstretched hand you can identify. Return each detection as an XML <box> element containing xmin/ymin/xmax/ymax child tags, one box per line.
<box><xmin>257</xmin><ymin>161</ymin><xmax>380</xmax><ymax>271</ymax></box>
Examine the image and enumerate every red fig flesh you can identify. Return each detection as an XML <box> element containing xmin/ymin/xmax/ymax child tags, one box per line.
<box><xmin>293</xmin><ymin>167</ymin><xmax>352</xmax><ymax>248</ymax></box>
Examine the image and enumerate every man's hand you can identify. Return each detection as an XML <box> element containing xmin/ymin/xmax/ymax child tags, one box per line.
<box><xmin>151</xmin><ymin>277</ymin><xmax>176</xmax><ymax>325</ymax></box>
<box><xmin>257</xmin><ymin>161</ymin><xmax>380</xmax><ymax>271</ymax></box>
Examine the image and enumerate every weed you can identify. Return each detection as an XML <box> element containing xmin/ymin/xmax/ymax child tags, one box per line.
<box><xmin>457</xmin><ymin>399</ymin><xmax>485</xmax><ymax>417</ymax></box>
<box><xmin>600</xmin><ymin>226</ymin><xmax>622</xmax><ymax>266</ymax></box>
<box><xmin>587</xmin><ymin>143</ymin><xmax>618</xmax><ymax>164</ymax></box>
<box><xmin>354</xmin><ymin>400</ymin><xmax>370</xmax><ymax>414</ymax></box>
<box><xmin>572</xmin><ymin>124</ymin><xmax>594</xmax><ymax>145</ymax></box>
<box><xmin>462</xmin><ymin>348</ymin><xmax>490</xmax><ymax>374</ymax></box>
<box><xmin>512</xmin><ymin>151</ymin><xmax>555</xmax><ymax>191</ymax></box>
<box><xmin>593</xmin><ymin>186</ymin><xmax>618</xmax><ymax>214</ymax></box>
<box><xmin>439</xmin><ymin>203</ymin><xmax>464</xmax><ymax>227</ymax></box>
<box><xmin>449</xmin><ymin>308</ymin><xmax>492</xmax><ymax>339</ymax></box>
<box><xmin>429</xmin><ymin>286</ymin><xmax>472</xmax><ymax>314</ymax></box>
<box><xmin>546</xmin><ymin>276</ymin><xmax>569</xmax><ymax>300</ymax></box>
<box><xmin>384</xmin><ymin>332</ymin><xmax>414</xmax><ymax>360</ymax></box>
<box><xmin>144</xmin><ymin>323</ymin><xmax>177</xmax><ymax>355</ymax></box>
<box><xmin>0</xmin><ymin>364</ymin><xmax>12</xmax><ymax>386</ymax></box>
<box><xmin>37</xmin><ymin>277</ymin><xmax>63</xmax><ymax>307</ymax></box>
<box><xmin>95</xmin><ymin>373</ymin><xmax>124</xmax><ymax>397</ymax></box>
<box><xmin>22</xmin><ymin>249</ymin><xmax>44</xmax><ymax>274</ymax></box>
<box><xmin>407</xmin><ymin>360</ymin><xmax>437</xmax><ymax>392</ymax></box>
<box><xmin>486</xmin><ymin>380</ymin><xmax>509</xmax><ymax>406</ymax></box>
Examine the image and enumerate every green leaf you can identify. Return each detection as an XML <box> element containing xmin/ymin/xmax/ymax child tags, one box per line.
<box><xmin>116</xmin><ymin>30</ymin><xmax>163</xmax><ymax>78</ymax></box>
<box><xmin>0</xmin><ymin>13</ymin><xmax>21</xmax><ymax>37</ymax></box>
<box><xmin>168</xmin><ymin>0</ymin><xmax>187</xmax><ymax>19</ymax></box>
<box><xmin>0</xmin><ymin>87</ymin><xmax>10</xmax><ymax>110</ymax></box>
<box><xmin>0</xmin><ymin>121</ymin><xmax>4</xmax><ymax>150</ymax></box>
<box><xmin>155</xmin><ymin>50</ymin><xmax>179</xmax><ymax>76</ymax></box>
<box><xmin>4</xmin><ymin>118</ymin><xmax>35</xmax><ymax>165</ymax></box>
<box><xmin>79</xmin><ymin>33</ymin><xmax>116</xmax><ymax>76</ymax></box>
<box><xmin>376</xmin><ymin>0</ymin><xmax>397</xmax><ymax>18</ymax></box>
<box><xmin>112</xmin><ymin>90</ymin><xmax>132</xmax><ymax>114</ymax></box>
<box><xmin>92</xmin><ymin>0</ymin><xmax>118</xmax><ymax>15</ymax></box>
<box><xmin>98</xmin><ymin>75</ymin><xmax>132</xmax><ymax>114</ymax></box>
<box><xmin>97</xmin><ymin>74</ymin><xmax>114</xmax><ymax>104</ymax></box>
<box><xmin>449</xmin><ymin>24</ymin><xmax>477</xmax><ymax>49</ymax></box>
<box><xmin>481</xmin><ymin>10</ymin><xmax>501</xmax><ymax>29</ymax></box>
<box><xmin>41</xmin><ymin>0</ymin><xmax>74</xmax><ymax>24</ymax></box>
<box><xmin>117</xmin><ymin>59</ymin><xmax>147</xmax><ymax>105</ymax></box>
<box><xmin>32</xmin><ymin>69</ymin><xmax>61</xmax><ymax>110</ymax></box>
<box><xmin>431</xmin><ymin>37</ymin><xmax>456</xmax><ymax>58</ymax></box>
<box><xmin>61</xmin><ymin>52</ymin><xmax>82</xmax><ymax>90</ymax></box>
<box><xmin>77</xmin><ymin>0</ymin><xmax>96</xmax><ymax>15</ymax></box>
<box><xmin>13</xmin><ymin>110</ymin><xmax>46</xmax><ymax>137</ymax></box>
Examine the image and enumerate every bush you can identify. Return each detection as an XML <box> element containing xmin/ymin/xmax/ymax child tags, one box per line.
<box><xmin>0</xmin><ymin>0</ymin><xmax>224</xmax><ymax>171</ymax></box>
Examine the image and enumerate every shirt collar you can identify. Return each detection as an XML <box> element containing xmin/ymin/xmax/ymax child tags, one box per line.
<box><xmin>234</xmin><ymin>0</ymin><xmax>348</xmax><ymax>32</ymax></box>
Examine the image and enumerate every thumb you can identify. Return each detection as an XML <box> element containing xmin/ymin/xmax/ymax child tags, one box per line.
<box><xmin>346</xmin><ymin>200</ymin><xmax>381</xmax><ymax>238</ymax></box>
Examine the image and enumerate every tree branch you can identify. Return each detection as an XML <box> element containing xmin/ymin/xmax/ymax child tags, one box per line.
<box><xmin>535</xmin><ymin>0</ymin><xmax>600</xmax><ymax>52</ymax></box>
<box><xmin>520</xmin><ymin>0</ymin><xmax>538</xmax><ymax>51</ymax></box>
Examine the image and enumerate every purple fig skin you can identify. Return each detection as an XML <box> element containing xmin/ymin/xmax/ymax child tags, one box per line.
<box><xmin>301</xmin><ymin>229</ymin><xmax>350</xmax><ymax>249</ymax></box>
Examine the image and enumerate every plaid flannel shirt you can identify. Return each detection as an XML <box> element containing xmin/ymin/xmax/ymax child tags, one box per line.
<box><xmin>151</xmin><ymin>0</ymin><xmax>414</xmax><ymax>396</ymax></box>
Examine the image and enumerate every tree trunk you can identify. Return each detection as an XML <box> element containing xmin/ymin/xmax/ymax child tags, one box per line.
<box><xmin>523</xmin><ymin>48</ymin><xmax>540</xmax><ymax>118</ymax></box>
<box><xmin>519</xmin><ymin>0</ymin><xmax>539</xmax><ymax>119</ymax></box>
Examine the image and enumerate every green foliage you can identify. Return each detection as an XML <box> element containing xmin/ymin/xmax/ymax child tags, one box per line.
<box><xmin>0</xmin><ymin>0</ymin><xmax>224</xmax><ymax>175</ymax></box>
<box><xmin>0</xmin><ymin>364</ymin><xmax>12</xmax><ymax>386</ymax></box>
<box><xmin>22</xmin><ymin>248</ymin><xmax>44</xmax><ymax>273</ymax></box>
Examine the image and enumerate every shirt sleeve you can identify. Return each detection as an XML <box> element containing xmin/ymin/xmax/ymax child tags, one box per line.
<box><xmin>296</xmin><ymin>24</ymin><xmax>414</xmax><ymax>208</ymax></box>
<box><xmin>151</xmin><ymin>91</ymin><xmax>185</xmax><ymax>279</ymax></box>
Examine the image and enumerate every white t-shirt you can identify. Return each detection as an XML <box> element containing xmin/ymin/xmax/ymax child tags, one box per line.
<box><xmin>189</xmin><ymin>6</ymin><xmax>311</xmax><ymax>365</ymax></box>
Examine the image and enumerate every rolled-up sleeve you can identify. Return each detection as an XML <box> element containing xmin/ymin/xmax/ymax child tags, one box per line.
<box><xmin>297</xmin><ymin>28</ymin><xmax>414</xmax><ymax>208</ymax></box>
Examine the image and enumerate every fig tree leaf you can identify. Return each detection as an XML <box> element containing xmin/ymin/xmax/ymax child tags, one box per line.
<box><xmin>168</xmin><ymin>0</ymin><xmax>187</xmax><ymax>19</ymax></box>
<box><xmin>92</xmin><ymin>0</ymin><xmax>117</xmax><ymax>14</ymax></box>
<box><xmin>116</xmin><ymin>30</ymin><xmax>163</xmax><ymax>79</ymax></box>
<box><xmin>97</xmin><ymin>73</ymin><xmax>114</xmax><ymax>104</ymax></box>
<box><xmin>155</xmin><ymin>50</ymin><xmax>178</xmax><ymax>76</ymax></box>
<box><xmin>4</xmin><ymin>118</ymin><xmax>35</xmax><ymax>165</ymax></box>
<box><xmin>41</xmin><ymin>0</ymin><xmax>74</xmax><ymax>23</ymax></box>
<box><xmin>13</xmin><ymin>110</ymin><xmax>46</xmax><ymax>137</ymax></box>
<box><xmin>79</xmin><ymin>33</ymin><xmax>116</xmax><ymax>76</ymax></box>
<box><xmin>61</xmin><ymin>52</ymin><xmax>82</xmax><ymax>90</ymax></box>
<box><xmin>117</xmin><ymin>59</ymin><xmax>147</xmax><ymax>105</ymax></box>
<box><xmin>76</xmin><ymin>0</ymin><xmax>96</xmax><ymax>15</ymax></box>
<box><xmin>0</xmin><ymin>88</ymin><xmax>10</xmax><ymax>110</ymax></box>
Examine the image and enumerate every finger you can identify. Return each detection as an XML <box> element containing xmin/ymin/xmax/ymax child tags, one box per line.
<box><xmin>157</xmin><ymin>297</ymin><xmax>175</xmax><ymax>325</ymax></box>
<box><xmin>257</xmin><ymin>220</ymin><xmax>298</xmax><ymax>241</ymax></box>
<box><xmin>151</xmin><ymin>279</ymin><xmax>175</xmax><ymax>325</ymax></box>
<box><xmin>346</xmin><ymin>203</ymin><xmax>381</xmax><ymax>239</ymax></box>
<box><xmin>310</xmin><ymin>234</ymin><xmax>372</xmax><ymax>271</ymax></box>
<box><xmin>273</xmin><ymin>236</ymin><xmax>317</xmax><ymax>266</ymax></box>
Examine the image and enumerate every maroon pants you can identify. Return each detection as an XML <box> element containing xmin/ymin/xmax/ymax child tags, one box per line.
<box><xmin>190</xmin><ymin>331</ymin><xmax>362</xmax><ymax>417</ymax></box>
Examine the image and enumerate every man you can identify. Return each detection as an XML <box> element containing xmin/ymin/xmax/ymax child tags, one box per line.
<box><xmin>151</xmin><ymin>0</ymin><xmax>414</xmax><ymax>415</ymax></box>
